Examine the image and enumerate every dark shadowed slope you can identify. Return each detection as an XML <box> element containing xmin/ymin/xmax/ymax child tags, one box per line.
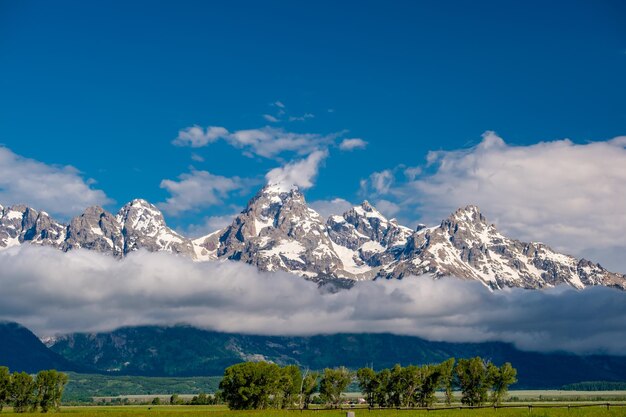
<box><xmin>48</xmin><ymin>325</ymin><xmax>626</xmax><ymax>388</ymax></box>
<box><xmin>0</xmin><ymin>321</ymin><xmax>86</xmax><ymax>373</ymax></box>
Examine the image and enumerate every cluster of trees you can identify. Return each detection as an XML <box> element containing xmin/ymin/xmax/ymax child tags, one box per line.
<box><xmin>167</xmin><ymin>393</ymin><xmax>220</xmax><ymax>405</ymax></box>
<box><xmin>219</xmin><ymin>357</ymin><xmax>517</xmax><ymax>410</ymax></box>
<box><xmin>219</xmin><ymin>362</ymin><xmax>307</xmax><ymax>409</ymax></box>
<box><xmin>357</xmin><ymin>358</ymin><xmax>517</xmax><ymax>408</ymax></box>
<box><xmin>0</xmin><ymin>367</ymin><xmax>68</xmax><ymax>413</ymax></box>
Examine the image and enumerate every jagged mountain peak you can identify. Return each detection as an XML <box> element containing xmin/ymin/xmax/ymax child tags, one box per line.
<box><xmin>116</xmin><ymin>199</ymin><xmax>167</xmax><ymax>230</ymax></box>
<box><xmin>262</xmin><ymin>182</ymin><xmax>301</xmax><ymax>195</ymax></box>
<box><xmin>447</xmin><ymin>204</ymin><xmax>487</xmax><ymax>224</ymax></box>
<box><xmin>1</xmin><ymin>185</ymin><xmax>625</xmax><ymax>291</ymax></box>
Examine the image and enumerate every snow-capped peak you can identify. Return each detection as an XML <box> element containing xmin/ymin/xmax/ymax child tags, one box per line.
<box><xmin>1</xmin><ymin>185</ymin><xmax>625</xmax><ymax>291</ymax></box>
<box><xmin>448</xmin><ymin>205</ymin><xmax>487</xmax><ymax>224</ymax></box>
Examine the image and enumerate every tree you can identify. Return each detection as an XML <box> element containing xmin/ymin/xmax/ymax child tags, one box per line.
<box><xmin>277</xmin><ymin>365</ymin><xmax>301</xmax><ymax>409</ymax></box>
<box><xmin>219</xmin><ymin>362</ymin><xmax>282</xmax><ymax>409</ymax></box>
<box><xmin>0</xmin><ymin>367</ymin><xmax>10</xmax><ymax>413</ymax></box>
<box><xmin>10</xmin><ymin>372</ymin><xmax>35</xmax><ymax>413</ymax></box>
<box><xmin>319</xmin><ymin>367</ymin><xmax>351</xmax><ymax>408</ymax></box>
<box><xmin>34</xmin><ymin>370</ymin><xmax>68</xmax><ymax>412</ymax></box>
<box><xmin>438</xmin><ymin>358</ymin><xmax>455</xmax><ymax>405</ymax></box>
<box><xmin>301</xmin><ymin>371</ymin><xmax>319</xmax><ymax>409</ymax></box>
<box><xmin>372</xmin><ymin>368</ymin><xmax>391</xmax><ymax>407</ymax></box>
<box><xmin>169</xmin><ymin>394</ymin><xmax>179</xmax><ymax>405</ymax></box>
<box><xmin>190</xmin><ymin>394</ymin><xmax>204</xmax><ymax>405</ymax></box>
<box><xmin>455</xmin><ymin>357</ymin><xmax>490</xmax><ymax>406</ymax></box>
<box><xmin>488</xmin><ymin>362</ymin><xmax>517</xmax><ymax>405</ymax></box>
<box><xmin>387</xmin><ymin>364</ymin><xmax>404</xmax><ymax>407</ymax></box>
<box><xmin>413</xmin><ymin>365</ymin><xmax>442</xmax><ymax>408</ymax></box>
<box><xmin>151</xmin><ymin>397</ymin><xmax>161</xmax><ymax>405</ymax></box>
<box><xmin>391</xmin><ymin>365</ymin><xmax>421</xmax><ymax>407</ymax></box>
<box><xmin>356</xmin><ymin>367</ymin><xmax>376</xmax><ymax>407</ymax></box>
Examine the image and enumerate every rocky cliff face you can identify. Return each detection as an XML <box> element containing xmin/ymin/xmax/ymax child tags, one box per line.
<box><xmin>0</xmin><ymin>205</ymin><xmax>66</xmax><ymax>249</ymax></box>
<box><xmin>0</xmin><ymin>200</ymin><xmax>195</xmax><ymax>259</ymax></box>
<box><xmin>2</xmin><ymin>186</ymin><xmax>625</xmax><ymax>291</ymax></box>
<box><xmin>116</xmin><ymin>199</ymin><xmax>195</xmax><ymax>257</ymax></box>
<box><xmin>206</xmin><ymin>184</ymin><xmax>344</xmax><ymax>278</ymax></box>
<box><xmin>385</xmin><ymin>205</ymin><xmax>625</xmax><ymax>290</ymax></box>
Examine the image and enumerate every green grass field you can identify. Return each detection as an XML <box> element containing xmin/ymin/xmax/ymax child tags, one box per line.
<box><xmin>6</xmin><ymin>405</ymin><xmax>626</xmax><ymax>417</ymax></box>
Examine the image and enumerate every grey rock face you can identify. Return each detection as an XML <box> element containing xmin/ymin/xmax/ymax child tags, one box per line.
<box><xmin>0</xmin><ymin>205</ymin><xmax>66</xmax><ymax>249</ymax></box>
<box><xmin>214</xmin><ymin>184</ymin><xmax>343</xmax><ymax>278</ymax></box>
<box><xmin>116</xmin><ymin>199</ymin><xmax>195</xmax><ymax>257</ymax></box>
<box><xmin>63</xmin><ymin>206</ymin><xmax>124</xmax><ymax>256</ymax></box>
<box><xmin>2</xmin><ymin>188</ymin><xmax>625</xmax><ymax>291</ymax></box>
<box><xmin>326</xmin><ymin>201</ymin><xmax>413</xmax><ymax>279</ymax></box>
<box><xmin>385</xmin><ymin>206</ymin><xmax>626</xmax><ymax>290</ymax></box>
<box><xmin>0</xmin><ymin>200</ymin><xmax>196</xmax><ymax>259</ymax></box>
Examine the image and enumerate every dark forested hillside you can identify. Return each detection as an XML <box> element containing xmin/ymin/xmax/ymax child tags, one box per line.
<box><xmin>48</xmin><ymin>325</ymin><xmax>626</xmax><ymax>388</ymax></box>
<box><xmin>0</xmin><ymin>321</ymin><xmax>85</xmax><ymax>373</ymax></box>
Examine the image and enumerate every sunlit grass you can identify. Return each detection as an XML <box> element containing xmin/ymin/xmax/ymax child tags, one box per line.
<box><xmin>7</xmin><ymin>404</ymin><xmax>626</xmax><ymax>417</ymax></box>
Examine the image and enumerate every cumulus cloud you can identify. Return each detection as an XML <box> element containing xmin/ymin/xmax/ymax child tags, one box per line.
<box><xmin>263</xmin><ymin>114</ymin><xmax>279</xmax><ymax>123</ymax></box>
<box><xmin>172</xmin><ymin>126</ymin><xmax>229</xmax><ymax>148</ymax></box>
<box><xmin>0</xmin><ymin>146</ymin><xmax>112</xmax><ymax>219</ymax></box>
<box><xmin>1</xmin><ymin>245</ymin><xmax>626</xmax><ymax>355</ymax></box>
<box><xmin>359</xmin><ymin>133</ymin><xmax>626</xmax><ymax>273</ymax></box>
<box><xmin>172</xmin><ymin>125</ymin><xmax>339</xmax><ymax>160</ymax></box>
<box><xmin>339</xmin><ymin>138</ymin><xmax>368</xmax><ymax>151</ymax></box>
<box><xmin>159</xmin><ymin>169</ymin><xmax>249</xmax><ymax>216</ymax></box>
<box><xmin>190</xmin><ymin>153</ymin><xmax>205</xmax><ymax>162</ymax></box>
<box><xmin>289</xmin><ymin>113</ymin><xmax>315</xmax><ymax>122</ymax></box>
<box><xmin>360</xmin><ymin>169</ymin><xmax>395</xmax><ymax>195</ymax></box>
<box><xmin>309</xmin><ymin>198</ymin><xmax>353</xmax><ymax>219</ymax></box>
<box><xmin>265</xmin><ymin>150</ymin><xmax>328</xmax><ymax>190</ymax></box>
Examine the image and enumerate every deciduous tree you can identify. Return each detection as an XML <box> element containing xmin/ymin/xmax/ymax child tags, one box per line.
<box><xmin>319</xmin><ymin>367</ymin><xmax>351</xmax><ymax>408</ymax></box>
<box><xmin>0</xmin><ymin>367</ymin><xmax>10</xmax><ymax>413</ymax></box>
<box><xmin>10</xmin><ymin>372</ymin><xmax>35</xmax><ymax>413</ymax></box>
<box><xmin>455</xmin><ymin>357</ymin><xmax>490</xmax><ymax>406</ymax></box>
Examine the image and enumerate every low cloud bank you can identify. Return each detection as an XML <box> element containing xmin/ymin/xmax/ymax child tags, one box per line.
<box><xmin>1</xmin><ymin>246</ymin><xmax>625</xmax><ymax>355</ymax></box>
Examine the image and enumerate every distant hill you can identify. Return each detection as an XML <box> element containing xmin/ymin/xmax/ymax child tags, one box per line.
<box><xmin>0</xmin><ymin>321</ymin><xmax>85</xmax><ymax>373</ymax></box>
<box><xmin>49</xmin><ymin>325</ymin><xmax>626</xmax><ymax>388</ymax></box>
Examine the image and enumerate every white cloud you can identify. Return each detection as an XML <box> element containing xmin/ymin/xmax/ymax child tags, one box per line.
<box><xmin>0</xmin><ymin>146</ymin><xmax>112</xmax><ymax>218</ymax></box>
<box><xmin>265</xmin><ymin>150</ymin><xmax>328</xmax><ymax>190</ymax></box>
<box><xmin>273</xmin><ymin>101</ymin><xmax>285</xmax><ymax>109</ymax></box>
<box><xmin>360</xmin><ymin>169</ymin><xmax>395</xmax><ymax>195</ymax></box>
<box><xmin>309</xmin><ymin>198</ymin><xmax>353</xmax><ymax>219</ymax></box>
<box><xmin>359</xmin><ymin>133</ymin><xmax>626</xmax><ymax>272</ymax></box>
<box><xmin>374</xmin><ymin>199</ymin><xmax>401</xmax><ymax>219</ymax></box>
<box><xmin>172</xmin><ymin>126</ymin><xmax>229</xmax><ymax>148</ymax></box>
<box><xmin>173</xmin><ymin>125</ymin><xmax>339</xmax><ymax>160</ymax></box>
<box><xmin>263</xmin><ymin>114</ymin><xmax>279</xmax><ymax>123</ymax></box>
<box><xmin>2</xmin><ymin>245</ymin><xmax>626</xmax><ymax>355</ymax></box>
<box><xmin>339</xmin><ymin>138</ymin><xmax>368</xmax><ymax>151</ymax></box>
<box><xmin>288</xmin><ymin>113</ymin><xmax>315</xmax><ymax>122</ymax></box>
<box><xmin>227</xmin><ymin>127</ymin><xmax>336</xmax><ymax>159</ymax></box>
<box><xmin>158</xmin><ymin>169</ymin><xmax>248</xmax><ymax>216</ymax></box>
<box><xmin>190</xmin><ymin>153</ymin><xmax>204</xmax><ymax>162</ymax></box>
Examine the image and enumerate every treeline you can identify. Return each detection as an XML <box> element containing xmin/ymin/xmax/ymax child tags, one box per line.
<box><xmin>0</xmin><ymin>367</ymin><xmax>68</xmax><ymax>413</ymax></box>
<box><xmin>561</xmin><ymin>381</ymin><xmax>626</xmax><ymax>391</ymax></box>
<box><xmin>162</xmin><ymin>393</ymin><xmax>220</xmax><ymax>405</ymax></box>
<box><xmin>218</xmin><ymin>357</ymin><xmax>517</xmax><ymax>410</ymax></box>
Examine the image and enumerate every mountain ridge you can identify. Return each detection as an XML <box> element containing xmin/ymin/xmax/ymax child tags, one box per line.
<box><xmin>1</xmin><ymin>184</ymin><xmax>624</xmax><ymax>290</ymax></box>
<box><xmin>43</xmin><ymin>323</ymin><xmax>626</xmax><ymax>388</ymax></box>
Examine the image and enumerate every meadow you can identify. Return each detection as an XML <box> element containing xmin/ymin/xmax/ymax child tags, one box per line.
<box><xmin>6</xmin><ymin>404</ymin><xmax>626</xmax><ymax>417</ymax></box>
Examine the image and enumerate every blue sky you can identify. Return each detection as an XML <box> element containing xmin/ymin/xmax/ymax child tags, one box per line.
<box><xmin>1</xmin><ymin>0</ymin><xmax>626</xmax><ymax>269</ymax></box>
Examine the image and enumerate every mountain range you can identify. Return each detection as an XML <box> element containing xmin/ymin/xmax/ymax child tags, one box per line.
<box><xmin>1</xmin><ymin>182</ymin><xmax>625</xmax><ymax>290</ymax></box>
<box><xmin>3</xmin><ymin>321</ymin><xmax>626</xmax><ymax>389</ymax></box>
